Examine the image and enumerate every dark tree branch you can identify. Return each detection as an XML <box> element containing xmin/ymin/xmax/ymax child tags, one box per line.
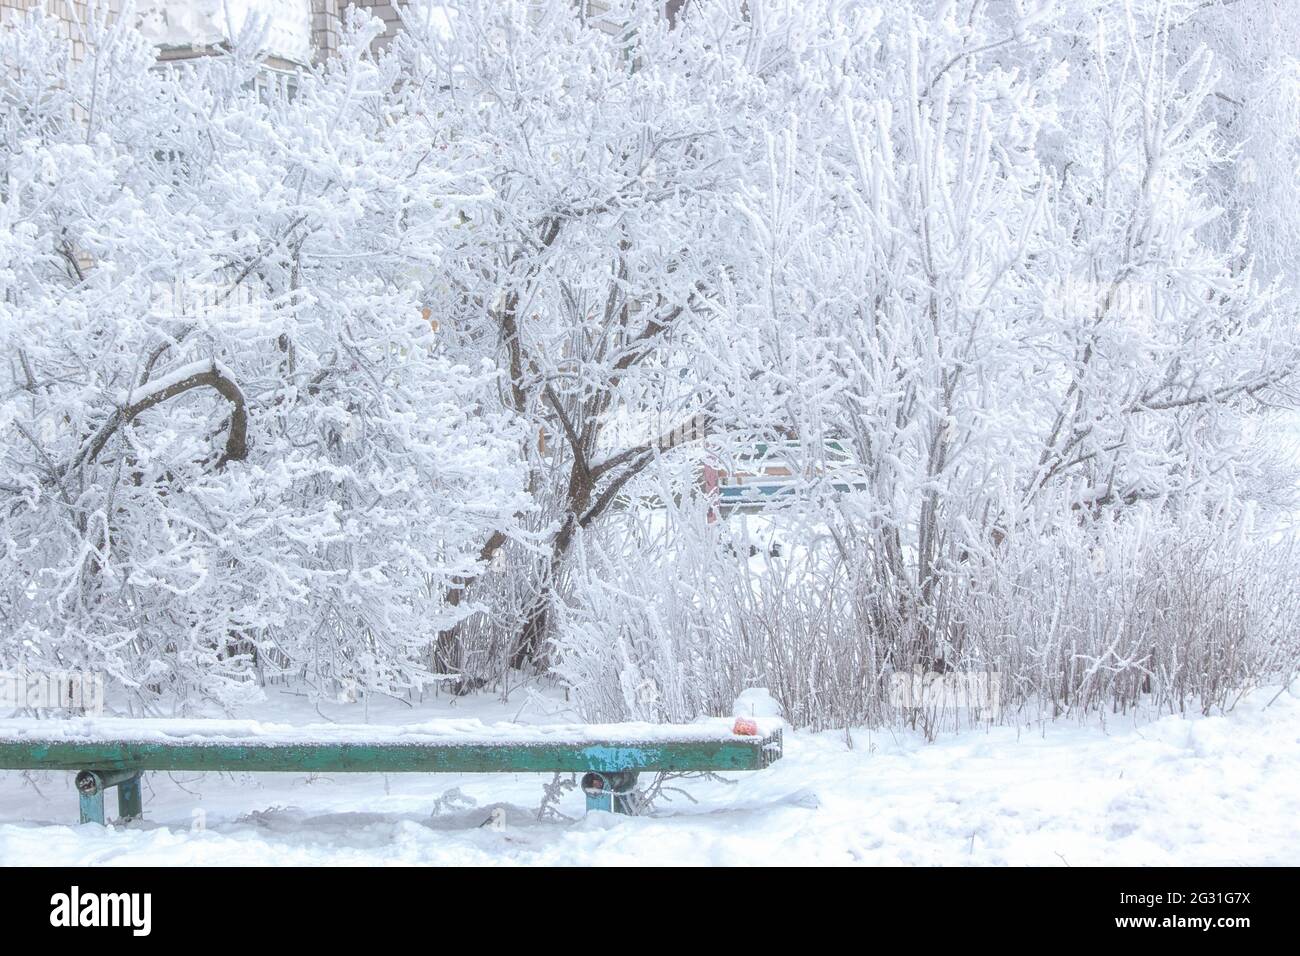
<box><xmin>76</xmin><ymin>360</ymin><xmax>248</xmax><ymax>474</ymax></box>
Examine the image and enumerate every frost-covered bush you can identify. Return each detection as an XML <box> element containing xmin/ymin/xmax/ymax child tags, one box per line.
<box><xmin>553</xmin><ymin>498</ymin><xmax>1300</xmax><ymax>732</ymax></box>
<box><xmin>0</xmin><ymin>11</ymin><xmax>525</xmax><ymax>709</ymax></box>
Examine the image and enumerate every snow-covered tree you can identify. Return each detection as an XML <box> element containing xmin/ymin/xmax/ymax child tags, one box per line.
<box><xmin>396</xmin><ymin>0</ymin><xmax>783</xmax><ymax>675</ymax></box>
<box><xmin>718</xmin><ymin>0</ymin><xmax>1298</xmax><ymax>663</ymax></box>
<box><xmin>0</xmin><ymin>9</ymin><xmax>526</xmax><ymax>709</ymax></box>
<box><xmin>547</xmin><ymin>0</ymin><xmax>1299</xmax><ymax>725</ymax></box>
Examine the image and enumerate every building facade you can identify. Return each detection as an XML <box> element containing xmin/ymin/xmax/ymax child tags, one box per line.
<box><xmin>0</xmin><ymin>1</ymin><xmax>117</xmax><ymax>64</ymax></box>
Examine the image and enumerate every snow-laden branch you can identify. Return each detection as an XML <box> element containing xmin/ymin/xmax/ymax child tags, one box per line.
<box><xmin>76</xmin><ymin>359</ymin><xmax>248</xmax><ymax>473</ymax></box>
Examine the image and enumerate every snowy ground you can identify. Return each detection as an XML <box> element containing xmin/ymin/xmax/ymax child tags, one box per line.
<box><xmin>1</xmin><ymin>685</ymin><xmax>1297</xmax><ymax>866</ymax></box>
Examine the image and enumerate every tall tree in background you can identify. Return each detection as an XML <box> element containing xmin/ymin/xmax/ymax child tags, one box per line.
<box><xmin>716</xmin><ymin>0</ymin><xmax>1298</xmax><ymax>665</ymax></box>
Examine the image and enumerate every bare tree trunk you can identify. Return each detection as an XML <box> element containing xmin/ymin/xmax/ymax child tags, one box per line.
<box><xmin>510</xmin><ymin>469</ymin><xmax>591</xmax><ymax>670</ymax></box>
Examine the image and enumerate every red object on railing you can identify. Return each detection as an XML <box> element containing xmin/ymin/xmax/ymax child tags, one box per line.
<box><xmin>732</xmin><ymin>717</ymin><xmax>759</xmax><ymax>736</ymax></box>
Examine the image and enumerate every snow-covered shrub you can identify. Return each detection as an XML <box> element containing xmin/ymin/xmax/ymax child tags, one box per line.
<box><xmin>0</xmin><ymin>10</ymin><xmax>526</xmax><ymax>709</ymax></box>
<box><xmin>965</xmin><ymin>509</ymin><xmax>1300</xmax><ymax>721</ymax></box>
<box><xmin>553</xmin><ymin>497</ymin><xmax>1300</xmax><ymax>732</ymax></box>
